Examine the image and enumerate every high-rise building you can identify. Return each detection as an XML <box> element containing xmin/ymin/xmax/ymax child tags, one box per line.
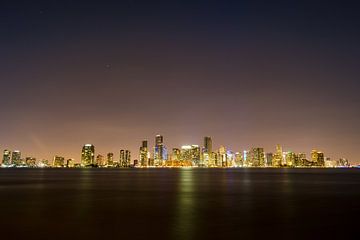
<box><xmin>249</xmin><ymin>148</ymin><xmax>265</xmax><ymax>167</ymax></box>
<box><xmin>235</xmin><ymin>152</ymin><xmax>243</xmax><ymax>167</ymax></box>
<box><xmin>191</xmin><ymin>145</ymin><xmax>201</xmax><ymax>166</ymax></box>
<box><xmin>2</xmin><ymin>150</ymin><xmax>11</xmax><ymax>166</ymax></box>
<box><xmin>295</xmin><ymin>153</ymin><xmax>307</xmax><ymax>167</ymax></box>
<box><xmin>107</xmin><ymin>153</ymin><xmax>114</xmax><ymax>167</ymax></box>
<box><xmin>272</xmin><ymin>144</ymin><xmax>283</xmax><ymax>167</ymax></box>
<box><xmin>154</xmin><ymin>134</ymin><xmax>167</xmax><ymax>166</ymax></box>
<box><xmin>218</xmin><ymin>146</ymin><xmax>227</xmax><ymax>167</ymax></box>
<box><xmin>265</xmin><ymin>153</ymin><xmax>273</xmax><ymax>167</ymax></box>
<box><xmin>180</xmin><ymin>145</ymin><xmax>192</xmax><ymax>166</ymax></box>
<box><xmin>120</xmin><ymin>150</ymin><xmax>131</xmax><ymax>167</ymax></box>
<box><xmin>311</xmin><ymin>150</ymin><xmax>325</xmax><ymax>167</ymax></box>
<box><xmin>339</xmin><ymin>158</ymin><xmax>350</xmax><ymax>167</ymax></box>
<box><xmin>81</xmin><ymin>144</ymin><xmax>95</xmax><ymax>167</ymax></box>
<box><xmin>204</xmin><ymin>136</ymin><xmax>212</xmax><ymax>154</ymax></box>
<box><xmin>285</xmin><ymin>151</ymin><xmax>296</xmax><ymax>167</ymax></box>
<box><xmin>11</xmin><ymin>150</ymin><xmax>22</xmax><ymax>167</ymax></box>
<box><xmin>139</xmin><ymin>140</ymin><xmax>149</xmax><ymax>167</ymax></box>
<box><xmin>53</xmin><ymin>156</ymin><xmax>65</xmax><ymax>167</ymax></box>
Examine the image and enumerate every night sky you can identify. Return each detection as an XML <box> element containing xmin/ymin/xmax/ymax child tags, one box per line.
<box><xmin>1</xmin><ymin>1</ymin><xmax>360</xmax><ymax>163</ymax></box>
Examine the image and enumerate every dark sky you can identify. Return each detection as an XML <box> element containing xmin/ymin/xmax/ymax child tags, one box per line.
<box><xmin>1</xmin><ymin>0</ymin><xmax>360</xmax><ymax>163</ymax></box>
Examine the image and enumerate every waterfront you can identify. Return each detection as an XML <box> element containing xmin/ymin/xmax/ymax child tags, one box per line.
<box><xmin>0</xmin><ymin>169</ymin><xmax>359</xmax><ymax>240</ymax></box>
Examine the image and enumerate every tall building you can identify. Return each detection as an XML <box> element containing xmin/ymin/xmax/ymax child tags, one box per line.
<box><xmin>285</xmin><ymin>151</ymin><xmax>296</xmax><ymax>167</ymax></box>
<box><xmin>272</xmin><ymin>144</ymin><xmax>283</xmax><ymax>167</ymax></box>
<box><xmin>107</xmin><ymin>153</ymin><xmax>114</xmax><ymax>166</ymax></box>
<box><xmin>180</xmin><ymin>145</ymin><xmax>192</xmax><ymax>166</ymax></box>
<box><xmin>203</xmin><ymin>136</ymin><xmax>212</xmax><ymax>154</ymax></box>
<box><xmin>154</xmin><ymin>134</ymin><xmax>167</xmax><ymax>166</ymax></box>
<box><xmin>2</xmin><ymin>150</ymin><xmax>11</xmax><ymax>166</ymax></box>
<box><xmin>81</xmin><ymin>144</ymin><xmax>95</xmax><ymax>167</ymax></box>
<box><xmin>235</xmin><ymin>152</ymin><xmax>243</xmax><ymax>167</ymax></box>
<box><xmin>120</xmin><ymin>150</ymin><xmax>131</xmax><ymax>167</ymax></box>
<box><xmin>249</xmin><ymin>148</ymin><xmax>265</xmax><ymax>167</ymax></box>
<box><xmin>139</xmin><ymin>140</ymin><xmax>149</xmax><ymax>167</ymax></box>
<box><xmin>218</xmin><ymin>146</ymin><xmax>227</xmax><ymax>167</ymax></box>
<box><xmin>53</xmin><ymin>156</ymin><xmax>65</xmax><ymax>167</ymax></box>
<box><xmin>265</xmin><ymin>153</ymin><xmax>273</xmax><ymax>167</ymax></box>
<box><xmin>66</xmin><ymin>159</ymin><xmax>74</xmax><ymax>168</ymax></box>
<box><xmin>191</xmin><ymin>145</ymin><xmax>201</xmax><ymax>166</ymax></box>
<box><xmin>311</xmin><ymin>150</ymin><xmax>325</xmax><ymax>167</ymax></box>
<box><xmin>11</xmin><ymin>150</ymin><xmax>22</xmax><ymax>166</ymax></box>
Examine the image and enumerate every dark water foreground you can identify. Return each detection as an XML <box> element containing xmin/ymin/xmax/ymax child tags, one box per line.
<box><xmin>0</xmin><ymin>168</ymin><xmax>359</xmax><ymax>240</ymax></box>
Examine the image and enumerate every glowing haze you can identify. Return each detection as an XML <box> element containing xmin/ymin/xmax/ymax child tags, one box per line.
<box><xmin>1</xmin><ymin>1</ymin><xmax>360</xmax><ymax>163</ymax></box>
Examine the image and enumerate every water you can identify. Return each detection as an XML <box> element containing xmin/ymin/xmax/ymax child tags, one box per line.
<box><xmin>0</xmin><ymin>168</ymin><xmax>359</xmax><ymax>240</ymax></box>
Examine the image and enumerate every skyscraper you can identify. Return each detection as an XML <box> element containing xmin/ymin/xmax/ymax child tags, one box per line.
<box><xmin>272</xmin><ymin>144</ymin><xmax>283</xmax><ymax>167</ymax></box>
<box><xmin>81</xmin><ymin>144</ymin><xmax>95</xmax><ymax>167</ymax></box>
<box><xmin>249</xmin><ymin>148</ymin><xmax>265</xmax><ymax>167</ymax></box>
<box><xmin>154</xmin><ymin>134</ymin><xmax>167</xmax><ymax>166</ymax></box>
<box><xmin>139</xmin><ymin>140</ymin><xmax>149</xmax><ymax>167</ymax></box>
<box><xmin>107</xmin><ymin>153</ymin><xmax>114</xmax><ymax>166</ymax></box>
<box><xmin>96</xmin><ymin>154</ymin><xmax>105</xmax><ymax>167</ymax></box>
<box><xmin>2</xmin><ymin>150</ymin><xmax>11</xmax><ymax>166</ymax></box>
<box><xmin>11</xmin><ymin>150</ymin><xmax>21</xmax><ymax>167</ymax></box>
<box><xmin>120</xmin><ymin>150</ymin><xmax>131</xmax><ymax>167</ymax></box>
<box><xmin>53</xmin><ymin>155</ymin><xmax>65</xmax><ymax>167</ymax></box>
<box><xmin>191</xmin><ymin>145</ymin><xmax>201</xmax><ymax>166</ymax></box>
<box><xmin>311</xmin><ymin>150</ymin><xmax>325</xmax><ymax>167</ymax></box>
<box><xmin>204</xmin><ymin>136</ymin><xmax>212</xmax><ymax>154</ymax></box>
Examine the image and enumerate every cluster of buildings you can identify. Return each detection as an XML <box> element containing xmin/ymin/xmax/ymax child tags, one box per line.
<box><xmin>0</xmin><ymin>135</ymin><xmax>351</xmax><ymax>168</ymax></box>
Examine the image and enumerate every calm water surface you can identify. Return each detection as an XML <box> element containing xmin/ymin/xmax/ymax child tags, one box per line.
<box><xmin>0</xmin><ymin>168</ymin><xmax>359</xmax><ymax>240</ymax></box>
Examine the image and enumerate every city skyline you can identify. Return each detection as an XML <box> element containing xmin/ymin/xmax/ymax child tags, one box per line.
<box><xmin>1</xmin><ymin>1</ymin><xmax>360</xmax><ymax>164</ymax></box>
<box><xmin>0</xmin><ymin>134</ymin><xmax>352</xmax><ymax>167</ymax></box>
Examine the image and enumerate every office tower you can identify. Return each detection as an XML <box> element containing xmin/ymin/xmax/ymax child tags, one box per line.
<box><xmin>272</xmin><ymin>144</ymin><xmax>283</xmax><ymax>167</ymax></box>
<box><xmin>66</xmin><ymin>159</ymin><xmax>74</xmax><ymax>168</ymax></box>
<box><xmin>53</xmin><ymin>156</ymin><xmax>65</xmax><ymax>167</ymax></box>
<box><xmin>191</xmin><ymin>145</ymin><xmax>201</xmax><ymax>166</ymax></box>
<box><xmin>265</xmin><ymin>153</ymin><xmax>273</xmax><ymax>167</ymax></box>
<box><xmin>226</xmin><ymin>150</ymin><xmax>235</xmax><ymax>167</ymax></box>
<box><xmin>180</xmin><ymin>145</ymin><xmax>192</xmax><ymax>166</ymax></box>
<box><xmin>2</xmin><ymin>149</ymin><xmax>11</xmax><ymax>166</ymax></box>
<box><xmin>249</xmin><ymin>148</ymin><xmax>265</xmax><ymax>167</ymax></box>
<box><xmin>218</xmin><ymin>146</ymin><xmax>227</xmax><ymax>167</ymax></box>
<box><xmin>107</xmin><ymin>153</ymin><xmax>114</xmax><ymax>167</ymax></box>
<box><xmin>295</xmin><ymin>153</ymin><xmax>306</xmax><ymax>167</ymax></box>
<box><xmin>25</xmin><ymin>157</ymin><xmax>36</xmax><ymax>167</ymax></box>
<box><xmin>311</xmin><ymin>150</ymin><xmax>325</xmax><ymax>167</ymax></box>
<box><xmin>171</xmin><ymin>148</ymin><xmax>181</xmax><ymax>161</ymax></box>
<box><xmin>235</xmin><ymin>152</ymin><xmax>243</xmax><ymax>167</ymax></box>
<box><xmin>139</xmin><ymin>140</ymin><xmax>149</xmax><ymax>167</ymax></box>
<box><xmin>154</xmin><ymin>134</ymin><xmax>167</xmax><ymax>166</ymax></box>
<box><xmin>39</xmin><ymin>159</ymin><xmax>49</xmax><ymax>168</ymax></box>
<box><xmin>120</xmin><ymin>150</ymin><xmax>131</xmax><ymax>167</ymax></box>
<box><xmin>11</xmin><ymin>150</ymin><xmax>21</xmax><ymax>166</ymax></box>
<box><xmin>96</xmin><ymin>154</ymin><xmax>105</xmax><ymax>167</ymax></box>
<box><xmin>243</xmin><ymin>150</ymin><xmax>249</xmax><ymax>167</ymax></box>
<box><xmin>203</xmin><ymin>136</ymin><xmax>212</xmax><ymax>154</ymax></box>
<box><xmin>285</xmin><ymin>151</ymin><xmax>296</xmax><ymax>167</ymax></box>
<box><xmin>81</xmin><ymin>144</ymin><xmax>95</xmax><ymax>167</ymax></box>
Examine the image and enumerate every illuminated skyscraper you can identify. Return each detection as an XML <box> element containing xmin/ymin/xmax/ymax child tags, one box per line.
<box><xmin>53</xmin><ymin>155</ymin><xmax>65</xmax><ymax>167</ymax></box>
<box><xmin>11</xmin><ymin>150</ymin><xmax>21</xmax><ymax>166</ymax></box>
<box><xmin>66</xmin><ymin>159</ymin><xmax>74</xmax><ymax>168</ymax></box>
<box><xmin>249</xmin><ymin>148</ymin><xmax>265</xmax><ymax>167</ymax></box>
<box><xmin>139</xmin><ymin>140</ymin><xmax>149</xmax><ymax>167</ymax></box>
<box><xmin>180</xmin><ymin>145</ymin><xmax>192</xmax><ymax>166</ymax></box>
<box><xmin>235</xmin><ymin>152</ymin><xmax>243</xmax><ymax>167</ymax></box>
<box><xmin>154</xmin><ymin>134</ymin><xmax>167</xmax><ymax>166</ymax></box>
<box><xmin>265</xmin><ymin>153</ymin><xmax>273</xmax><ymax>167</ymax></box>
<box><xmin>311</xmin><ymin>150</ymin><xmax>325</xmax><ymax>167</ymax></box>
<box><xmin>120</xmin><ymin>150</ymin><xmax>131</xmax><ymax>167</ymax></box>
<box><xmin>203</xmin><ymin>136</ymin><xmax>212</xmax><ymax>154</ymax></box>
<box><xmin>272</xmin><ymin>144</ymin><xmax>283</xmax><ymax>167</ymax></box>
<box><xmin>218</xmin><ymin>146</ymin><xmax>227</xmax><ymax>167</ymax></box>
<box><xmin>107</xmin><ymin>153</ymin><xmax>114</xmax><ymax>166</ymax></box>
<box><xmin>2</xmin><ymin>150</ymin><xmax>11</xmax><ymax>166</ymax></box>
<box><xmin>285</xmin><ymin>151</ymin><xmax>296</xmax><ymax>167</ymax></box>
<box><xmin>81</xmin><ymin>144</ymin><xmax>95</xmax><ymax>167</ymax></box>
<box><xmin>191</xmin><ymin>145</ymin><xmax>201</xmax><ymax>166</ymax></box>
